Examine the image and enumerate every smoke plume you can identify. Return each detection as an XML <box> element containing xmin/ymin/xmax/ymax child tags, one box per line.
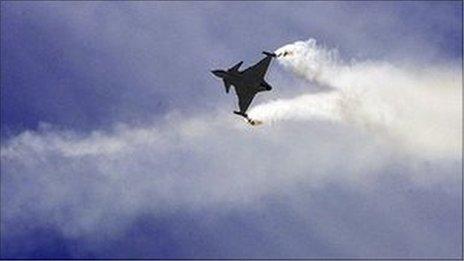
<box><xmin>248</xmin><ymin>39</ymin><xmax>461</xmax><ymax>156</ymax></box>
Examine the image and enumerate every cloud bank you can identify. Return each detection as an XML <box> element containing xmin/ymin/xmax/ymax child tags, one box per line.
<box><xmin>1</xmin><ymin>2</ymin><xmax>462</xmax><ymax>254</ymax></box>
<box><xmin>2</xmin><ymin>36</ymin><xmax>461</xmax><ymax>256</ymax></box>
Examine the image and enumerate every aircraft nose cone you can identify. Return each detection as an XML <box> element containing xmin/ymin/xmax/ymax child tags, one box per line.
<box><xmin>211</xmin><ymin>70</ymin><xmax>221</xmax><ymax>77</ymax></box>
<box><xmin>211</xmin><ymin>70</ymin><xmax>227</xmax><ymax>78</ymax></box>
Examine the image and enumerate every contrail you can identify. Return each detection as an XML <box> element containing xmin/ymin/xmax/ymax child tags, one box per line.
<box><xmin>248</xmin><ymin>38</ymin><xmax>461</xmax><ymax>155</ymax></box>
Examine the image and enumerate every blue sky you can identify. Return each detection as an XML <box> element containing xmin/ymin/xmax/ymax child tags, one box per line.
<box><xmin>1</xmin><ymin>1</ymin><xmax>462</xmax><ymax>259</ymax></box>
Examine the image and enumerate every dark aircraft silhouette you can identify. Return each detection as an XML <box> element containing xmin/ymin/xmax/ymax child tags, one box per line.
<box><xmin>212</xmin><ymin>51</ymin><xmax>276</xmax><ymax>125</ymax></box>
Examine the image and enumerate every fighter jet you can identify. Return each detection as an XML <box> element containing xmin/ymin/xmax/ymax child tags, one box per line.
<box><xmin>211</xmin><ymin>51</ymin><xmax>276</xmax><ymax>125</ymax></box>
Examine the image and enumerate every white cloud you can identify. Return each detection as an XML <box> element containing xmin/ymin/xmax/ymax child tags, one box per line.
<box><xmin>1</xmin><ymin>37</ymin><xmax>461</xmax><ymax>257</ymax></box>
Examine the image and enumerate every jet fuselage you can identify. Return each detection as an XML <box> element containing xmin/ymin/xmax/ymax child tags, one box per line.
<box><xmin>211</xmin><ymin>70</ymin><xmax>271</xmax><ymax>93</ymax></box>
<box><xmin>211</xmin><ymin>51</ymin><xmax>276</xmax><ymax>122</ymax></box>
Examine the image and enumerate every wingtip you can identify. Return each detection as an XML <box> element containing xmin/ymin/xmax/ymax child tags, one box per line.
<box><xmin>262</xmin><ymin>51</ymin><xmax>277</xmax><ymax>57</ymax></box>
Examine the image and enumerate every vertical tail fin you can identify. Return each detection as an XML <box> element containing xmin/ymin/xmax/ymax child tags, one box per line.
<box><xmin>228</xmin><ymin>61</ymin><xmax>243</xmax><ymax>72</ymax></box>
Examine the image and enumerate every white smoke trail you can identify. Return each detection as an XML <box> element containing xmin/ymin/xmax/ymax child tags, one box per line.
<box><xmin>248</xmin><ymin>38</ymin><xmax>461</xmax><ymax>156</ymax></box>
<box><xmin>248</xmin><ymin>92</ymin><xmax>343</xmax><ymax>123</ymax></box>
